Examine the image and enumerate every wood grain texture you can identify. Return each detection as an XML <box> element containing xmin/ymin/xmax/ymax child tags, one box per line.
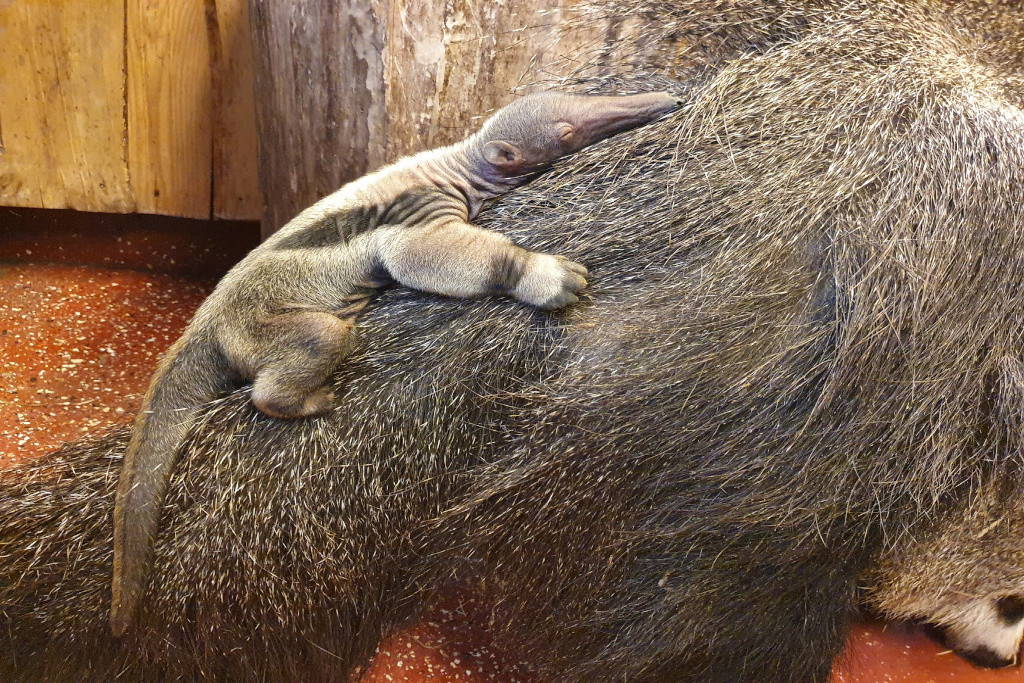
<box><xmin>127</xmin><ymin>0</ymin><xmax>213</xmax><ymax>218</ymax></box>
<box><xmin>211</xmin><ymin>0</ymin><xmax>261</xmax><ymax>220</ymax></box>
<box><xmin>381</xmin><ymin>1</ymin><xmax>651</xmax><ymax>163</ymax></box>
<box><xmin>248</xmin><ymin>0</ymin><xmax>387</xmax><ymax>235</ymax></box>
<box><xmin>0</xmin><ymin>0</ymin><xmax>135</xmax><ymax>213</ymax></box>
<box><xmin>382</xmin><ymin>0</ymin><xmax>570</xmax><ymax>161</ymax></box>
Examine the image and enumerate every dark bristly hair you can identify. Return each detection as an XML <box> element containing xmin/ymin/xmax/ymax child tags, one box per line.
<box><xmin>2</xmin><ymin>1</ymin><xmax>1024</xmax><ymax>680</ymax></box>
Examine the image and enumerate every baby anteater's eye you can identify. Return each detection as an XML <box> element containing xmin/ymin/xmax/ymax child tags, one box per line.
<box><xmin>995</xmin><ymin>595</ymin><xmax>1024</xmax><ymax>624</ymax></box>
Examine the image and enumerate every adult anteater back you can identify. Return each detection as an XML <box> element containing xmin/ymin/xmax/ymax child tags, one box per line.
<box><xmin>2</xmin><ymin>0</ymin><xmax>1024</xmax><ymax>681</ymax></box>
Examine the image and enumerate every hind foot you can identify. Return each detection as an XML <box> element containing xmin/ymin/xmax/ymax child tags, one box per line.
<box><xmin>246</xmin><ymin>310</ymin><xmax>356</xmax><ymax>419</ymax></box>
<box><xmin>251</xmin><ymin>384</ymin><xmax>335</xmax><ymax>419</ymax></box>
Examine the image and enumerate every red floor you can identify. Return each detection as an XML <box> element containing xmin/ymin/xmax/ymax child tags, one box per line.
<box><xmin>1</xmin><ymin>252</ymin><xmax>1021</xmax><ymax>680</ymax></box>
<box><xmin>0</xmin><ymin>263</ymin><xmax>210</xmax><ymax>465</ymax></box>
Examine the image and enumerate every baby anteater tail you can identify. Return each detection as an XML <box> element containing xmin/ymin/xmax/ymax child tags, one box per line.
<box><xmin>111</xmin><ymin>333</ymin><xmax>236</xmax><ymax>636</ymax></box>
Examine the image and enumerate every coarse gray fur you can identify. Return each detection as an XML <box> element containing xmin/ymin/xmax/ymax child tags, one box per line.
<box><xmin>110</xmin><ymin>90</ymin><xmax>680</xmax><ymax>635</ymax></box>
<box><xmin>3</xmin><ymin>0</ymin><xmax>1024</xmax><ymax>680</ymax></box>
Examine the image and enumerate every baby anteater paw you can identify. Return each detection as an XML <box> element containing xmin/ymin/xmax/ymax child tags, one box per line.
<box><xmin>512</xmin><ymin>253</ymin><xmax>588</xmax><ymax>310</ymax></box>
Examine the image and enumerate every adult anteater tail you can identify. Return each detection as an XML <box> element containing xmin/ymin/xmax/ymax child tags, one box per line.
<box><xmin>111</xmin><ymin>333</ymin><xmax>235</xmax><ymax>635</ymax></box>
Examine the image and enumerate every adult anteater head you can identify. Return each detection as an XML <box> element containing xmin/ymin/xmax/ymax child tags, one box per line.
<box><xmin>866</xmin><ymin>466</ymin><xmax>1024</xmax><ymax>669</ymax></box>
<box><xmin>862</xmin><ymin>356</ymin><xmax>1024</xmax><ymax>667</ymax></box>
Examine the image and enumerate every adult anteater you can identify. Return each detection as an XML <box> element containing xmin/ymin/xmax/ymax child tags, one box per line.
<box><xmin>2</xmin><ymin>0</ymin><xmax>1023</xmax><ymax>680</ymax></box>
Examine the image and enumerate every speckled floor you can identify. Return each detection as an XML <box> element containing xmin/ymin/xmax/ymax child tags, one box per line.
<box><xmin>840</xmin><ymin>622</ymin><xmax>1024</xmax><ymax>682</ymax></box>
<box><xmin>1</xmin><ymin>213</ymin><xmax>1021</xmax><ymax>681</ymax></box>
<box><xmin>0</xmin><ymin>263</ymin><xmax>211</xmax><ymax>465</ymax></box>
<box><xmin>361</xmin><ymin>593</ymin><xmax>539</xmax><ymax>682</ymax></box>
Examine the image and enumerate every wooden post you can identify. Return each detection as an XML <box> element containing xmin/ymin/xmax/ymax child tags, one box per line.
<box><xmin>247</xmin><ymin>0</ymin><xmax>387</xmax><ymax>238</ymax></box>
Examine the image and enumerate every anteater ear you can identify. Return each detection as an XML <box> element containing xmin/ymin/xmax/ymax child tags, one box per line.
<box><xmin>483</xmin><ymin>141</ymin><xmax>523</xmax><ymax>169</ymax></box>
<box><xmin>557</xmin><ymin>122</ymin><xmax>575</xmax><ymax>143</ymax></box>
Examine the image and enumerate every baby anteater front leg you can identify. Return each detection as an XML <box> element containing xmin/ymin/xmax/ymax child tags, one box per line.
<box><xmin>245</xmin><ymin>311</ymin><xmax>357</xmax><ymax>418</ymax></box>
<box><xmin>371</xmin><ymin>221</ymin><xmax>588</xmax><ymax>310</ymax></box>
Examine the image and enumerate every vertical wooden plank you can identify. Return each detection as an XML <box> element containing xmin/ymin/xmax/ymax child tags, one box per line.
<box><xmin>211</xmin><ymin>0</ymin><xmax>261</xmax><ymax>220</ymax></box>
<box><xmin>248</xmin><ymin>0</ymin><xmax>387</xmax><ymax>236</ymax></box>
<box><xmin>127</xmin><ymin>0</ymin><xmax>212</xmax><ymax>218</ymax></box>
<box><xmin>0</xmin><ymin>0</ymin><xmax>134</xmax><ymax>213</ymax></box>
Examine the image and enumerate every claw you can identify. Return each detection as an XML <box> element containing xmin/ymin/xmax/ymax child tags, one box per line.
<box><xmin>337</xmin><ymin>297</ymin><xmax>371</xmax><ymax>316</ymax></box>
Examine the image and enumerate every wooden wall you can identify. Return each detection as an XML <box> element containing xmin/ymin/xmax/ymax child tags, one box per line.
<box><xmin>0</xmin><ymin>0</ymin><xmax>261</xmax><ymax>220</ymax></box>
<box><xmin>0</xmin><ymin>0</ymin><xmax>636</xmax><ymax>228</ymax></box>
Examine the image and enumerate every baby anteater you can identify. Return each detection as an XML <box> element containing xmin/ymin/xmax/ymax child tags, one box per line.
<box><xmin>110</xmin><ymin>90</ymin><xmax>680</xmax><ymax>635</ymax></box>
